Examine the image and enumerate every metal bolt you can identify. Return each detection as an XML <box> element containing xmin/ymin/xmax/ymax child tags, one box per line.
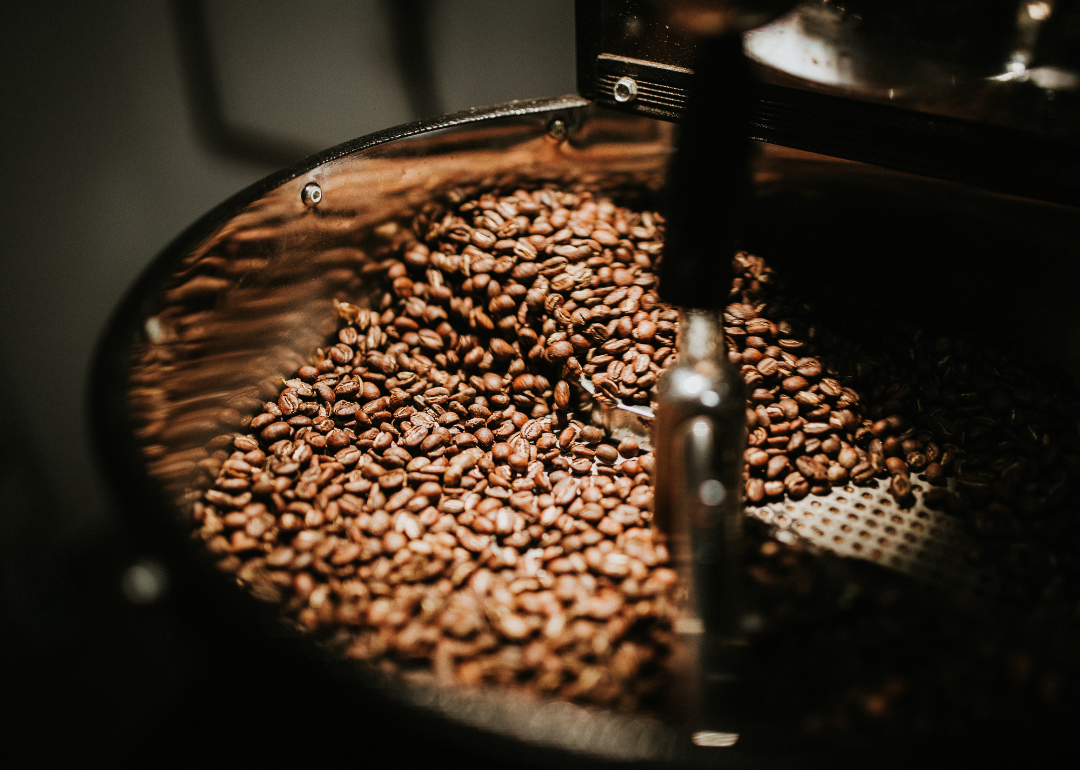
<box><xmin>613</xmin><ymin>76</ymin><xmax>638</xmax><ymax>103</ymax></box>
<box><xmin>546</xmin><ymin>118</ymin><xmax>568</xmax><ymax>141</ymax></box>
<box><xmin>301</xmin><ymin>182</ymin><xmax>323</xmax><ymax>208</ymax></box>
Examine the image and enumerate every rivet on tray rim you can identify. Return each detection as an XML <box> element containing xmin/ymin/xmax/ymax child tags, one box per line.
<box><xmin>546</xmin><ymin>117</ymin><xmax>569</xmax><ymax>141</ymax></box>
<box><xmin>301</xmin><ymin>181</ymin><xmax>323</xmax><ymax>208</ymax></box>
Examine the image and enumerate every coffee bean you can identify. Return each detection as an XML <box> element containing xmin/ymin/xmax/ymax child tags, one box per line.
<box><xmin>580</xmin><ymin>426</ymin><xmax>603</xmax><ymax>444</ymax></box>
<box><xmin>278</xmin><ymin>391</ymin><xmax>301</xmax><ymax>417</ymax></box>
<box><xmin>782</xmin><ymin>375</ymin><xmax>808</xmax><ymax>392</ymax></box>
<box><xmin>885</xmin><ymin>456</ymin><xmax>907</xmax><ymax>475</ymax></box>
<box><xmin>795</xmin><ymin>358</ymin><xmax>822</xmax><ymax>379</ymax></box>
<box><xmin>889</xmin><ymin>473</ymin><xmax>912</xmax><ymax>501</ymax></box>
<box><xmin>851</xmin><ymin>462</ymin><xmax>875</xmax><ymax>482</ymax></box>
<box><xmin>758</xmin><ymin>358</ymin><xmax>780</xmax><ymax>377</ymax></box>
<box><xmin>767</xmin><ymin>455</ymin><xmax>790</xmax><ymax>479</ymax></box>
<box><xmin>784</xmin><ymin>472</ymin><xmax>809</xmax><ymax>498</ymax></box>
<box><xmin>746</xmin><ymin>447</ymin><xmax>769</xmax><ymax>467</ymax></box>
<box><xmin>595</xmin><ymin>444</ymin><xmax>618</xmax><ymax>465</ymax></box>
<box><xmin>795</xmin><ymin>456</ymin><xmax>828</xmax><ymax>482</ymax></box>
<box><xmin>545</xmin><ymin>340</ymin><xmax>574</xmax><ymax>361</ymax></box>
<box><xmin>925</xmin><ymin>462</ymin><xmax>946</xmax><ymax>485</ymax></box>
<box><xmin>261</xmin><ymin>422</ymin><xmax>292</xmax><ymax>442</ymax></box>
<box><xmin>906</xmin><ymin>452</ymin><xmax>928</xmax><ymax>471</ymax></box>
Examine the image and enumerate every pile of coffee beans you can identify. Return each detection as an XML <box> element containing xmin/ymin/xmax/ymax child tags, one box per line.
<box><xmin>192</xmin><ymin>180</ymin><xmax>1080</xmax><ymax>725</ymax></box>
<box><xmin>193</xmin><ymin>188</ymin><xmax>683</xmax><ymax>710</ymax></box>
<box><xmin>723</xmin><ymin>252</ymin><xmax>951</xmax><ymax>509</ymax></box>
<box><xmin>724</xmin><ymin>251</ymin><xmax>1080</xmax><ymax>601</ymax></box>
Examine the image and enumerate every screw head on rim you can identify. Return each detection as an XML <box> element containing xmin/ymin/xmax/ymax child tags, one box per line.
<box><xmin>613</xmin><ymin>77</ymin><xmax>638</xmax><ymax>103</ymax></box>
<box><xmin>301</xmin><ymin>182</ymin><xmax>323</xmax><ymax>208</ymax></box>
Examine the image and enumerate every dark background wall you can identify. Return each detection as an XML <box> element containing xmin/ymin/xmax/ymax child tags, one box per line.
<box><xmin>0</xmin><ymin>1</ymin><xmax>574</xmax><ymax>760</ymax></box>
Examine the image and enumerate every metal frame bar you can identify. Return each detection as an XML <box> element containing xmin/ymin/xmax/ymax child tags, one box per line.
<box><xmin>575</xmin><ymin>0</ymin><xmax>1080</xmax><ymax>208</ymax></box>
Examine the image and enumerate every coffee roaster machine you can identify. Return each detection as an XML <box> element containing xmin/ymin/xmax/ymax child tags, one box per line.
<box><xmin>93</xmin><ymin>1</ymin><xmax>1080</xmax><ymax>766</ymax></box>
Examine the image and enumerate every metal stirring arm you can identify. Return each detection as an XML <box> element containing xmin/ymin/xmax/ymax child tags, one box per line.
<box><xmin>653</xmin><ymin>310</ymin><xmax>748</xmax><ymax>739</ymax></box>
<box><xmin>651</xmin><ymin>32</ymin><xmax>755</xmax><ymax>742</ymax></box>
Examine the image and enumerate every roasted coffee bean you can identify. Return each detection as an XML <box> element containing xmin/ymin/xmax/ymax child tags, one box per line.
<box><xmin>278</xmin><ymin>390</ymin><xmax>301</xmax><ymax>417</ymax></box>
<box><xmin>545</xmin><ymin>340</ymin><xmax>574</xmax><ymax>361</ymax></box>
<box><xmin>767</xmin><ymin>455</ymin><xmax>790</xmax><ymax>479</ymax></box>
<box><xmin>782</xmin><ymin>375</ymin><xmax>809</xmax><ymax>393</ymax></box>
<box><xmin>795</xmin><ymin>358</ymin><xmax>822</xmax><ymax>379</ymax></box>
<box><xmin>592</xmin><ymin>444</ymin><xmax>616</xmax><ymax>465</ymax></box>
<box><xmin>795</xmin><ymin>456</ymin><xmax>828</xmax><ymax>482</ymax></box>
<box><xmin>885</xmin><ymin>456</ymin><xmax>907</xmax><ymax>475</ymax></box>
<box><xmin>784</xmin><ymin>472</ymin><xmax>810</xmax><ymax>498</ymax></box>
<box><xmin>906</xmin><ymin>452</ymin><xmax>928</xmax><ymax>471</ymax></box>
<box><xmin>889</xmin><ymin>473</ymin><xmax>912</xmax><ymax>501</ymax></box>
<box><xmin>850</xmin><ymin>462</ymin><xmax>875</xmax><ymax>482</ymax></box>
<box><xmin>746</xmin><ymin>447</ymin><xmax>769</xmax><ymax>467</ymax></box>
<box><xmin>553</xmin><ymin>380</ymin><xmax>570</xmax><ymax>408</ymax></box>
<box><xmin>924</xmin><ymin>462</ymin><xmax>946</xmax><ymax>485</ymax></box>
